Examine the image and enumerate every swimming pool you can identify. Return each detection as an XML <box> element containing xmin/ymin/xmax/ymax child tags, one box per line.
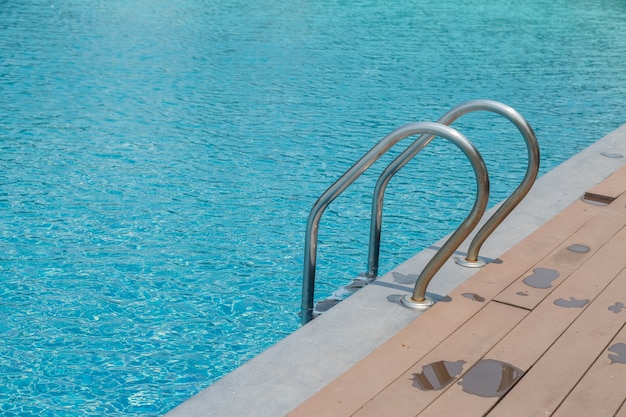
<box><xmin>1</xmin><ymin>0</ymin><xmax>626</xmax><ymax>415</ymax></box>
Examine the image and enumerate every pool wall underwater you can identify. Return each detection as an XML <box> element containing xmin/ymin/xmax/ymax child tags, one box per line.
<box><xmin>165</xmin><ymin>123</ymin><xmax>626</xmax><ymax>416</ymax></box>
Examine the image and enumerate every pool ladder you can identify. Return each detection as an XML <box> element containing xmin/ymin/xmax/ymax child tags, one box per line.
<box><xmin>301</xmin><ymin>100</ymin><xmax>539</xmax><ymax>324</ymax></box>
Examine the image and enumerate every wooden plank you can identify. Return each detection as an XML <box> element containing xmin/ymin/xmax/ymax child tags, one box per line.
<box><xmin>416</xmin><ymin>225</ymin><xmax>626</xmax><ymax>417</ymax></box>
<box><xmin>494</xmin><ymin>203</ymin><xmax>626</xmax><ymax>311</ymax></box>
<box><xmin>584</xmin><ymin>163</ymin><xmax>626</xmax><ymax>202</ymax></box>
<box><xmin>287</xmin><ymin>198</ymin><xmax>604</xmax><ymax>417</ymax></box>
<box><xmin>351</xmin><ymin>302</ymin><xmax>527</xmax><ymax>417</ymax></box>
<box><xmin>552</xmin><ymin>326</ymin><xmax>626</xmax><ymax>417</ymax></box>
<box><xmin>487</xmin><ymin>267</ymin><xmax>626</xmax><ymax>417</ymax></box>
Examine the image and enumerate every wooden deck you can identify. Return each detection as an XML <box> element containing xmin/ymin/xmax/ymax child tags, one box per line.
<box><xmin>287</xmin><ymin>164</ymin><xmax>626</xmax><ymax>417</ymax></box>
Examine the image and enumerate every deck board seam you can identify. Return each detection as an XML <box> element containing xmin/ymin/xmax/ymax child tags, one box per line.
<box><xmin>489</xmin><ymin>299</ymin><xmax>532</xmax><ymax>311</ymax></box>
<box><xmin>614</xmin><ymin>398</ymin><xmax>626</xmax><ymax>417</ymax></box>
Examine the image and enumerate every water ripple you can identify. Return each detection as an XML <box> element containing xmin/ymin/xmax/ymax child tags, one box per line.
<box><xmin>2</xmin><ymin>0</ymin><xmax>626</xmax><ymax>415</ymax></box>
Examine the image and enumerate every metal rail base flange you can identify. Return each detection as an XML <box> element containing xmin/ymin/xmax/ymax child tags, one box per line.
<box><xmin>400</xmin><ymin>294</ymin><xmax>435</xmax><ymax>310</ymax></box>
<box><xmin>454</xmin><ymin>256</ymin><xmax>486</xmax><ymax>268</ymax></box>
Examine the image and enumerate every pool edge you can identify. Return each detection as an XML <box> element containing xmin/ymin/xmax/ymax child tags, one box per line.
<box><xmin>163</xmin><ymin>122</ymin><xmax>626</xmax><ymax>417</ymax></box>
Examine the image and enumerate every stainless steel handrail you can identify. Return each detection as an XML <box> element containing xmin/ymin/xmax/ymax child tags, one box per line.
<box><xmin>301</xmin><ymin>121</ymin><xmax>489</xmax><ymax>324</ymax></box>
<box><xmin>366</xmin><ymin>100</ymin><xmax>539</xmax><ymax>279</ymax></box>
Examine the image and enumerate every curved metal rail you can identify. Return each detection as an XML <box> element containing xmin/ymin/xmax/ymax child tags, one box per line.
<box><xmin>301</xmin><ymin>122</ymin><xmax>489</xmax><ymax>324</ymax></box>
<box><xmin>366</xmin><ymin>100</ymin><xmax>539</xmax><ymax>279</ymax></box>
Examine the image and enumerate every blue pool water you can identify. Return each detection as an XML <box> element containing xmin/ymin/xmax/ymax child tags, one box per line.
<box><xmin>2</xmin><ymin>0</ymin><xmax>626</xmax><ymax>415</ymax></box>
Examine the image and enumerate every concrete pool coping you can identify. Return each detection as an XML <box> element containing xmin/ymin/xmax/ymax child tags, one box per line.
<box><xmin>164</xmin><ymin>122</ymin><xmax>626</xmax><ymax>417</ymax></box>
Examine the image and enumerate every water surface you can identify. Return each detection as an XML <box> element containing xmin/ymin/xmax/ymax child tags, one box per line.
<box><xmin>1</xmin><ymin>0</ymin><xmax>626</xmax><ymax>414</ymax></box>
